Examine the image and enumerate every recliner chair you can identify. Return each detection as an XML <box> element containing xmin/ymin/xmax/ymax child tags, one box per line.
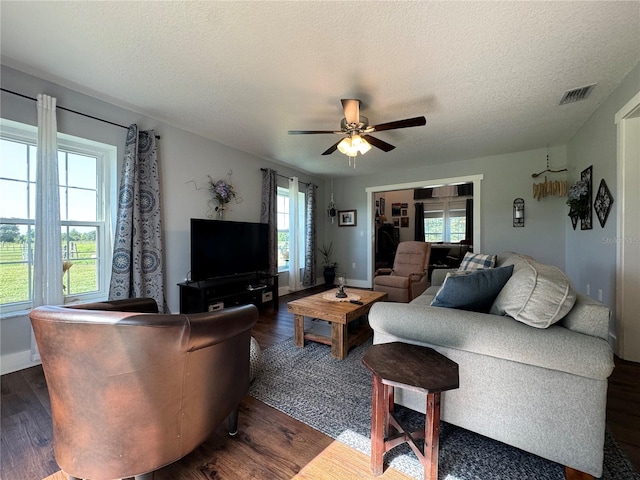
<box><xmin>373</xmin><ymin>241</ymin><xmax>431</xmax><ymax>302</ymax></box>
<box><xmin>29</xmin><ymin>298</ymin><xmax>258</xmax><ymax>480</ymax></box>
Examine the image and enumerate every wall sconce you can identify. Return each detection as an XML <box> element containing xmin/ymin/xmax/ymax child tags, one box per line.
<box><xmin>513</xmin><ymin>198</ymin><xmax>525</xmax><ymax>227</ymax></box>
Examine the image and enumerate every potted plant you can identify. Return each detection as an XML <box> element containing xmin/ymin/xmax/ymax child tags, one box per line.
<box><xmin>566</xmin><ymin>180</ymin><xmax>590</xmax><ymax>220</ymax></box>
<box><xmin>318</xmin><ymin>242</ymin><xmax>338</xmax><ymax>286</ymax></box>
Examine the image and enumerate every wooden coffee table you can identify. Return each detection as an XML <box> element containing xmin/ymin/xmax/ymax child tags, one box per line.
<box><xmin>288</xmin><ymin>288</ymin><xmax>387</xmax><ymax>360</ymax></box>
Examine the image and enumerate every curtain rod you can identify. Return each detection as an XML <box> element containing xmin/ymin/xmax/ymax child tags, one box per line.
<box><xmin>1</xmin><ymin>88</ymin><xmax>160</xmax><ymax>139</ymax></box>
<box><xmin>260</xmin><ymin>168</ymin><xmax>316</xmax><ymax>188</ymax></box>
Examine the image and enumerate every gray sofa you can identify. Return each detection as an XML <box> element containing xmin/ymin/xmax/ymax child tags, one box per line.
<box><xmin>368</xmin><ymin>252</ymin><xmax>614</xmax><ymax>477</ymax></box>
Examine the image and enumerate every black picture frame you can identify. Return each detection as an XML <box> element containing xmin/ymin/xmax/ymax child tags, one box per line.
<box><xmin>338</xmin><ymin>210</ymin><xmax>357</xmax><ymax>227</ymax></box>
<box><xmin>594</xmin><ymin>179</ymin><xmax>614</xmax><ymax>228</ymax></box>
<box><xmin>580</xmin><ymin>166</ymin><xmax>593</xmax><ymax>230</ymax></box>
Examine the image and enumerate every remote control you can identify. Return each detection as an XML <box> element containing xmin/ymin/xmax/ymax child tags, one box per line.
<box><xmin>350</xmin><ymin>300</ymin><xmax>363</xmax><ymax>305</ymax></box>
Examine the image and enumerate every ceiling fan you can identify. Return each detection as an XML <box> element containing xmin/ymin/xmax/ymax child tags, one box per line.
<box><xmin>288</xmin><ymin>99</ymin><xmax>426</xmax><ymax>160</ymax></box>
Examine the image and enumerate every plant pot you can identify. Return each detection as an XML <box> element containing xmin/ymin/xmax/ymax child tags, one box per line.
<box><xmin>323</xmin><ymin>266</ymin><xmax>336</xmax><ymax>286</ymax></box>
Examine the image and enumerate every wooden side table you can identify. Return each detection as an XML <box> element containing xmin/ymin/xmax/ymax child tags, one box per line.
<box><xmin>362</xmin><ymin>342</ymin><xmax>459</xmax><ymax>479</ymax></box>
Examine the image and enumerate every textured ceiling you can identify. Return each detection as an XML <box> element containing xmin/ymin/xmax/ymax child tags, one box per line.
<box><xmin>1</xmin><ymin>1</ymin><xmax>639</xmax><ymax>178</ymax></box>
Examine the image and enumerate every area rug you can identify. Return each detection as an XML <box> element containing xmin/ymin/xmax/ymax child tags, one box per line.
<box><xmin>249</xmin><ymin>339</ymin><xmax>639</xmax><ymax>480</ymax></box>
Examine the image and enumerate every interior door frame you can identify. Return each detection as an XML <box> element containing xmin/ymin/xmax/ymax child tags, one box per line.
<box><xmin>615</xmin><ymin>91</ymin><xmax>640</xmax><ymax>361</ymax></box>
<box><xmin>365</xmin><ymin>174</ymin><xmax>483</xmax><ymax>288</ymax></box>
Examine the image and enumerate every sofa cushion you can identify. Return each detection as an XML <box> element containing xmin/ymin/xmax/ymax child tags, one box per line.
<box><xmin>490</xmin><ymin>253</ymin><xmax>576</xmax><ymax>328</ymax></box>
<box><xmin>459</xmin><ymin>252</ymin><xmax>496</xmax><ymax>270</ymax></box>
<box><xmin>431</xmin><ymin>265</ymin><xmax>514</xmax><ymax>312</ymax></box>
<box><xmin>559</xmin><ymin>293</ymin><xmax>610</xmax><ymax>341</ymax></box>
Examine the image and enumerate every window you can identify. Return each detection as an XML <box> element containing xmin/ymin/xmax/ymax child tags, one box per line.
<box><xmin>276</xmin><ymin>188</ymin><xmax>290</xmax><ymax>269</ymax></box>
<box><xmin>0</xmin><ymin>119</ymin><xmax>117</xmax><ymax>314</ymax></box>
<box><xmin>276</xmin><ymin>186</ymin><xmax>305</xmax><ymax>272</ymax></box>
<box><xmin>423</xmin><ymin>198</ymin><xmax>468</xmax><ymax>243</ymax></box>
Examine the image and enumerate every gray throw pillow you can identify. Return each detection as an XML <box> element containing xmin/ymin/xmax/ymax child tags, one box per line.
<box><xmin>430</xmin><ymin>265</ymin><xmax>514</xmax><ymax>312</ymax></box>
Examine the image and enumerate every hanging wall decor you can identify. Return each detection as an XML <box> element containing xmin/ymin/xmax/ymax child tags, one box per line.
<box><xmin>531</xmin><ymin>147</ymin><xmax>568</xmax><ymax>200</ymax></box>
<box><xmin>594</xmin><ymin>178</ymin><xmax>614</xmax><ymax>228</ymax></box>
<box><xmin>570</xmin><ymin>214</ymin><xmax>579</xmax><ymax>231</ymax></box>
<box><xmin>580</xmin><ymin>166</ymin><xmax>593</xmax><ymax>230</ymax></box>
<box><xmin>566</xmin><ymin>179</ymin><xmax>588</xmax><ymax>228</ymax></box>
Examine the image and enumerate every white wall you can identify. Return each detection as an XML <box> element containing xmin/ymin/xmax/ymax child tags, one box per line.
<box><xmin>0</xmin><ymin>65</ymin><xmax>325</xmax><ymax>373</ymax></box>
<box><xmin>565</xmin><ymin>61</ymin><xmax>640</xmax><ymax>335</ymax></box>
<box><xmin>326</xmin><ymin>145</ymin><xmax>568</xmax><ymax>283</ymax></box>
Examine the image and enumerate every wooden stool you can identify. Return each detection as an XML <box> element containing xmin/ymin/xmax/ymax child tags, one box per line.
<box><xmin>362</xmin><ymin>342</ymin><xmax>459</xmax><ymax>479</ymax></box>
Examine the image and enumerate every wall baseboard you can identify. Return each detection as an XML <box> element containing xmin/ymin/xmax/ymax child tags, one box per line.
<box><xmin>346</xmin><ymin>279</ymin><xmax>370</xmax><ymax>289</ymax></box>
<box><xmin>1</xmin><ymin>349</ymin><xmax>41</xmax><ymax>375</ymax></box>
<box><xmin>278</xmin><ymin>278</ymin><xmax>370</xmax><ymax>297</ymax></box>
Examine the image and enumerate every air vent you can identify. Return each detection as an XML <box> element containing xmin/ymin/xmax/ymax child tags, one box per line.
<box><xmin>559</xmin><ymin>84</ymin><xmax>596</xmax><ymax>105</ymax></box>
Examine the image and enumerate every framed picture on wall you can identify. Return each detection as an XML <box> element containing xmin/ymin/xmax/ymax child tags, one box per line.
<box><xmin>580</xmin><ymin>165</ymin><xmax>593</xmax><ymax>230</ymax></box>
<box><xmin>401</xmin><ymin>208</ymin><xmax>408</xmax><ymax>216</ymax></box>
<box><xmin>400</xmin><ymin>217</ymin><xmax>409</xmax><ymax>228</ymax></box>
<box><xmin>379</xmin><ymin>197</ymin><xmax>386</xmax><ymax>216</ymax></box>
<box><xmin>338</xmin><ymin>210</ymin><xmax>357</xmax><ymax>227</ymax></box>
<box><xmin>391</xmin><ymin>203</ymin><xmax>401</xmax><ymax>216</ymax></box>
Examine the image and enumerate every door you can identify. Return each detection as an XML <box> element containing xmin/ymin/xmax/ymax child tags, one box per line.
<box><xmin>615</xmin><ymin>92</ymin><xmax>640</xmax><ymax>362</ymax></box>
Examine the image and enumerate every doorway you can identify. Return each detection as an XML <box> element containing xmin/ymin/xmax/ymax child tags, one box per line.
<box><xmin>615</xmin><ymin>91</ymin><xmax>640</xmax><ymax>361</ymax></box>
<box><xmin>365</xmin><ymin>175</ymin><xmax>483</xmax><ymax>287</ymax></box>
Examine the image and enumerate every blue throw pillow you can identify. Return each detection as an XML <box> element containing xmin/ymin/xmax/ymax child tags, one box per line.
<box><xmin>430</xmin><ymin>265</ymin><xmax>514</xmax><ymax>313</ymax></box>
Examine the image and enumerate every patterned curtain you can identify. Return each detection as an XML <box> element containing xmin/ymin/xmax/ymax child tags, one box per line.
<box><xmin>302</xmin><ymin>183</ymin><xmax>316</xmax><ymax>286</ymax></box>
<box><xmin>260</xmin><ymin>168</ymin><xmax>278</xmax><ymax>275</ymax></box>
<box><xmin>414</xmin><ymin>202</ymin><xmax>425</xmax><ymax>241</ymax></box>
<box><xmin>109</xmin><ymin>125</ymin><xmax>166</xmax><ymax>312</ymax></box>
<box><xmin>31</xmin><ymin>94</ymin><xmax>64</xmax><ymax>361</ymax></box>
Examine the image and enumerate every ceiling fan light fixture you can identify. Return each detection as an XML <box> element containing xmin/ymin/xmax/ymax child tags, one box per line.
<box><xmin>337</xmin><ymin>137</ymin><xmax>352</xmax><ymax>155</ymax></box>
<box><xmin>337</xmin><ymin>135</ymin><xmax>371</xmax><ymax>157</ymax></box>
<box><xmin>352</xmin><ymin>135</ymin><xmax>372</xmax><ymax>154</ymax></box>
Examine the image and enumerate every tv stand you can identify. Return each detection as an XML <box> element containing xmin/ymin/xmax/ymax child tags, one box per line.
<box><xmin>178</xmin><ymin>273</ymin><xmax>279</xmax><ymax>314</ymax></box>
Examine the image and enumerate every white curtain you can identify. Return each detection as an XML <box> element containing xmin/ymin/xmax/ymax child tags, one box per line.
<box><xmin>31</xmin><ymin>94</ymin><xmax>64</xmax><ymax>361</ymax></box>
<box><xmin>288</xmin><ymin>177</ymin><xmax>303</xmax><ymax>292</ymax></box>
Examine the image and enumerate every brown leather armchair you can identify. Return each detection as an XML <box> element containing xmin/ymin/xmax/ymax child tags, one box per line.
<box><xmin>29</xmin><ymin>298</ymin><xmax>258</xmax><ymax>480</ymax></box>
<box><xmin>373</xmin><ymin>241</ymin><xmax>431</xmax><ymax>302</ymax></box>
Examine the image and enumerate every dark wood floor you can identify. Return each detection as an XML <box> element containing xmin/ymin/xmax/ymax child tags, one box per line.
<box><xmin>2</xmin><ymin>286</ymin><xmax>639</xmax><ymax>480</ymax></box>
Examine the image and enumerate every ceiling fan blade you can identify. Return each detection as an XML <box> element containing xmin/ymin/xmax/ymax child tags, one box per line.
<box><xmin>322</xmin><ymin>140</ymin><xmax>342</xmax><ymax>155</ymax></box>
<box><xmin>341</xmin><ymin>99</ymin><xmax>360</xmax><ymax>125</ymax></box>
<box><xmin>288</xmin><ymin>130</ymin><xmax>337</xmax><ymax>135</ymax></box>
<box><xmin>363</xmin><ymin>135</ymin><xmax>396</xmax><ymax>152</ymax></box>
<box><xmin>371</xmin><ymin>116</ymin><xmax>426</xmax><ymax>132</ymax></box>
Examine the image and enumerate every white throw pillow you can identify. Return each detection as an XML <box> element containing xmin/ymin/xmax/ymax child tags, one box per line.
<box><xmin>490</xmin><ymin>254</ymin><xmax>576</xmax><ymax>328</ymax></box>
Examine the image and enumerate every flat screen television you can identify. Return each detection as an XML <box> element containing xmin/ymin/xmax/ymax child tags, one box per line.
<box><xmin>190</xmin><ymin>218</ymin><xmax>269</xmax><ymax>281</ymax></box>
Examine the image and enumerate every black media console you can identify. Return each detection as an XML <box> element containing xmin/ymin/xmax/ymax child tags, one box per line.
<box><xmin>178</xmin><ymin>273</ymin><xmax>279</xmax><ymax>314</ymax></box>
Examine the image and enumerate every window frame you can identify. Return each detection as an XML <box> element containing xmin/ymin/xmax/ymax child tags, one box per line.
<box><xmin>0</xmin><ymin>119</ymin><xmax>117</xmax><ymax>315</ymax></box>
<box><xmin>422</xmin><ymin>197</ymin><xmax>470</xmax><ymax>243</ymax></box>
<box><xmin>276</xmin><ymin>187</ymin><xmax>291</xmax><ymax>272</ymax></box>
<box><xmin>276</xmin><ymin>186</ymin><xmax>306</xmax><ymax>273</ymax></box>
